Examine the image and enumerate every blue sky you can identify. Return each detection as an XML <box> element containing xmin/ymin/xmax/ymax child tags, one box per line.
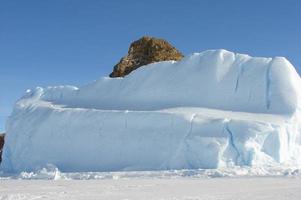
<box><xmin>0</xmin><ymin>0</ymin><xmax>301</xmax><ymax>131</ymax></box>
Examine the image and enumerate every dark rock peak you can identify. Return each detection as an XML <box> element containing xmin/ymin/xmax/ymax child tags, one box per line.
<box><xmin>109</xmin><ymin>36</ymin><xmax>183</xmax><ymax>77</ymax></box>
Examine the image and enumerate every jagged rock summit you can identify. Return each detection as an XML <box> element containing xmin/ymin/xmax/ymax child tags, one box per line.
<box><xmin>110</xmin><ymin>36</ymin><xmax>184</xmax><ymax>77</ymax></box>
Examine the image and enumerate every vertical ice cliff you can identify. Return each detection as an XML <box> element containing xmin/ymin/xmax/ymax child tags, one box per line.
<box><xmin>1</xmin><ymin>49</ymin><xmax>301</xmax><ymax>173</ymax></box>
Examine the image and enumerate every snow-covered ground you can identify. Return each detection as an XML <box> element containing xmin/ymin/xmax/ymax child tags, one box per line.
<box><xmin>1</xmin><ymin>167</ymin><xmax>301</xmax><ymax>199</ymax></box>
<box><xmin>1</xmin><ymin>177</ymin><xmax>301</xmax><ymax>200</ymax></box>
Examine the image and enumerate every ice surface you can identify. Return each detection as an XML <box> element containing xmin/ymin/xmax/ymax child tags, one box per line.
<box><xmin>1</xmin><ymin>177</ymin><xmax>301</xmax><ymax>200</ymax></box>
<box><xmin>1</xmin><ymin>49</ymin><xmax>301</xmax><ymax>173</ymax></box>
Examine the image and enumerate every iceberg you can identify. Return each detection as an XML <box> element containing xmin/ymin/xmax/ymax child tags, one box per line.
<box><xmin>1</xmin><ymin>49</ymin><xmax>301</xmax><ymax>172</ymax></box>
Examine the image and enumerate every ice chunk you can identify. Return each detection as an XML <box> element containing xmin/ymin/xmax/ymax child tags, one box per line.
<box><xmin>1</xmin><ymin>49</ymin><xmax>301</xmax><ymax>173</ymax></box>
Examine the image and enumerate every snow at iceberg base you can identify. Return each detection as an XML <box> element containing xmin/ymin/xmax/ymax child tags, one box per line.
<box><xmin>1</xmin><ymin>49</ymin><xmax>301</xmax><ymax>173</ymax></box>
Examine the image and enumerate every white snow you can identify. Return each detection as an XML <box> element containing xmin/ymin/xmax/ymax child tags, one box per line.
<box><xmin>1</xmin><ymin>49</ymin><xmax>301</xmax><ymax>173</ymax></box>
<box><xmin>1</xmin><ymin>177</ymin><xmax>301</xmax><ymax>200</ymax></box>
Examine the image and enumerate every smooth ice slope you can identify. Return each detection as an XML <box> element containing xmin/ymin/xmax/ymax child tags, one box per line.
<box><xmin>1</xmin><ymin>49</ymin><xmax>301</xmax><ymax>173</ymax></box>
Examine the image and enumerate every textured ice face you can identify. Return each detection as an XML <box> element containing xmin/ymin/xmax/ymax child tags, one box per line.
<box><xmin>1</xmin><ymin>49</ymin><xmax>301</xmax><ymax>173</ymax></box>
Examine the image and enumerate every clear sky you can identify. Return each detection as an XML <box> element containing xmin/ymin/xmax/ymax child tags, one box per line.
<box><xmin>0</xmin><ymin>0</ymin><xmax>301</xmax><ymax>131</ymax></box>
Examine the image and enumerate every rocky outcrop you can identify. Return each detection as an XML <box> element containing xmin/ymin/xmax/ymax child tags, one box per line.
<box><xmin>0</xmin><ymin>134</ymin><xmax>4</xmax><ymax>163</ymax></box>
<box><xmin>110</xmin><ymin>36</ymin><xmax>183</xmax><ymax>77</ymax></box>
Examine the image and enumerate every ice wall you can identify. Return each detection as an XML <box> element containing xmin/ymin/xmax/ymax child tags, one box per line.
<box><xmin>1</xmin><ymin>49</ymin><xmax>301</xmax><ymax>173</ymax></box>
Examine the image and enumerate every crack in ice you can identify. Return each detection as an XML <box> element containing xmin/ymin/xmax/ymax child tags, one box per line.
<box><xmin>225</xmin><ymin>122</ymin><xmax>242</xmax><ymax>165</ymax></box>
